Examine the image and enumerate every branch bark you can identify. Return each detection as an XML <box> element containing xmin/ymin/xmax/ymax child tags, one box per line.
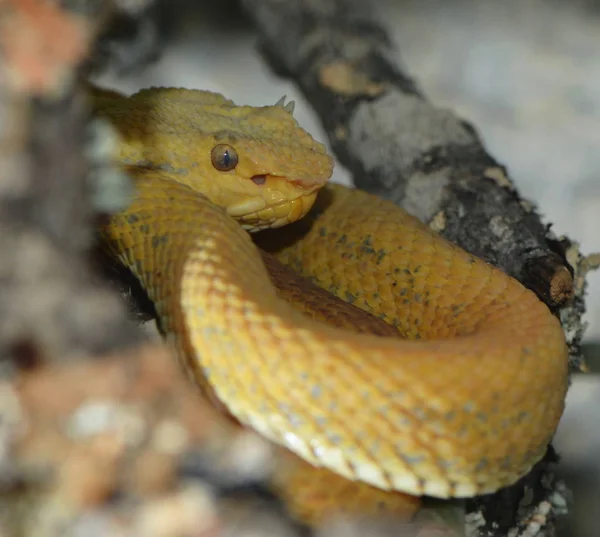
<box><xmin>240</xmin><ymin>0</ymin><xmax>586</xmax><ymax>535</ymax></box>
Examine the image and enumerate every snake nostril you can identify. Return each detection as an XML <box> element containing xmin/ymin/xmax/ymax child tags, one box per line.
<box><xmin>251</xmin><ymin>175</ymin><xmax>267</xmax><ymax>185</ymax></box>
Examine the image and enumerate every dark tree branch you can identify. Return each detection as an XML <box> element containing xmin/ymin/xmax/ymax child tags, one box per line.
<box><xmin>240</xmin><ymin>0</ymin><xmax>588</xmax><ymax>535</ymax></box>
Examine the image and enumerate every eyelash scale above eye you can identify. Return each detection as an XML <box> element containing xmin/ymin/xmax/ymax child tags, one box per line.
<box><xmin>211</xmin><ymin>144</ymin><xmax>238</xmax><ymax>171</ymax></box>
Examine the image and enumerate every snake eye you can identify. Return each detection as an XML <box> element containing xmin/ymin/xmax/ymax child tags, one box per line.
<box><xmin>211</xmin><ymin>144</ymin><xmax>238</xmax><ymax>171</ymax></box>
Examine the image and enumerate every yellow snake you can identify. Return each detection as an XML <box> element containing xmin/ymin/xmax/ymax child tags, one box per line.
<box><xmin>94</xmin><ymin>85</ymin><xmax>569</xmax><ymax>524</ymax></box>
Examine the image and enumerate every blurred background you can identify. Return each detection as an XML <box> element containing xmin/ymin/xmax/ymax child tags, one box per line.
<box><xmin>93</xmin><ymin>1</ymin><xmax>600</xmax><ymax>535</ymax></box>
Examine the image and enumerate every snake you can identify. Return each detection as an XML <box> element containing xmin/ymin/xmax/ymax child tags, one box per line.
<box><xmin>93</xmin><ymin>85</ymin><xmax>569</xmax><ymax>524</ymax></box>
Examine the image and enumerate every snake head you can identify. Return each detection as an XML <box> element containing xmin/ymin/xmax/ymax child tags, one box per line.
<box><xmin>96</xmin><ymin>87</ymin><xmax>334</xmax><ymax>232</ymax></box>
<box><xmin>204</xmin><ymin>95</ymin><xmax>334</xmax><ymax>231</ymax></box>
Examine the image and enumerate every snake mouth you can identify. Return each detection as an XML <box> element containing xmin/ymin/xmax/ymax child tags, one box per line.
<box><xmin>225</xmin><ymin>174</ymin><xmax>323</xmax><ymax>232</ymax></box>
<box><xmin>231</xmin><ymin>192</ymin><xmax>318</xmax><ymax>232</ymax></box>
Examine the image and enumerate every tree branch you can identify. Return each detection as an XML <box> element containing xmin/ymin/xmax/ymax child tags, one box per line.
<box><xmin>241</xmin><ymin>0</ymin><xmax>586</xmax><ymax>535</ymax></box>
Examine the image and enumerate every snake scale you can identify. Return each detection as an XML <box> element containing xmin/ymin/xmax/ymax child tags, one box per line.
<box><xmin>93</xmin><ymin>85</ymin><xmax>569</xmax><ymax>524</ymax></box>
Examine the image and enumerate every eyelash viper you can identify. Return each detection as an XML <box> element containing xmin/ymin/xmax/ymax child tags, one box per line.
<box><xmin>93</xmin><ymin>85</ymin><xmax>570</xmax><ymax>525</ymax></box>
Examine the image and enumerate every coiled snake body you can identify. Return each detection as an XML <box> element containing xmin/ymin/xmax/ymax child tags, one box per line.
<box><xmin>95</xmin><ymin>85</ymin><xmax>569</xmax><ymax>524</ymax></box>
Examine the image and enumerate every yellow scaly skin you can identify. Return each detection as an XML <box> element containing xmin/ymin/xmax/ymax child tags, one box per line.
<box><xmin>95</xmin><ymin>85</ymin><xmax>569</xmax><ymax>524</ymax></box>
